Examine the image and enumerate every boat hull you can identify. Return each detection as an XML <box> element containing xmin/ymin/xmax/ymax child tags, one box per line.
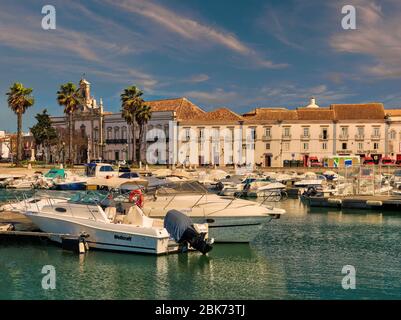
<box><xmin>53</xmin><ymin>182</ymin><xmax>87</xmax><ymax>190</ymax></box>
<box><xmin>25</xmin><ymin>214</ymin><xmax>173</xmax><ymax>255</ymax></box>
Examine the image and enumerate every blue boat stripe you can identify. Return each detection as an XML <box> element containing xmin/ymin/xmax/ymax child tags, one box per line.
<box><xmin>85</xmin><ymin>240</ymin><xmax>156</xmax><ymax>251</ymax></box>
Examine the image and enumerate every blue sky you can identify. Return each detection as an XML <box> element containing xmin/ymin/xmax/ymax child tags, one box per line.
<box><xmin>1</xmin><ymin>0</ymin><xmax>401</xmax><ymax>131</ymax></box>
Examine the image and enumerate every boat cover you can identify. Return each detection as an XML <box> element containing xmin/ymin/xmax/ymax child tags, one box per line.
<box><xmin>164</xmin><ymin>210</ymin><xmax>192</xmax><ymax>242</ymax></box>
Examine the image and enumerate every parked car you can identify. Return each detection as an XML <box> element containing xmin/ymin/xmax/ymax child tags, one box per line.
<box><xmin>309</xmin><ymin>157</ymin><xmax>323</xmax><ymax>167</ymax></box>
<box><xmin>363</xmin><ymin>156</ymin><xmax>375</xmax><ymax>165</ymax></box>
<box><xmin>381</xmin><ymin>156</ymin><xmax>395</xmax><ymax>166</ymax></box>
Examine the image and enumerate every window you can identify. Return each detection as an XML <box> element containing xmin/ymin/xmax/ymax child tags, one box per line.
<box><xmin>80</xmin><ymin>124</ymin><xmax>86</xmax><ymax>138</ymax></box>
<box><xmin>342</xmin><ymin>142</ymin><xmax>347</xmax><ymax>150</ymax></box>
<box><xmin>341</xmin><ymin>127</ymin><xmax>348</xmax><ymax>136</ymax></box>
<box><xmin>107</xmin><ymin>127</ymin><xmax>112</xmax><ymax>139</ymax></box>
<box><xmin>100</xmin><ymin>165</ymin><xmax>114</xmax><ymax>172</ymax></box>
<box><xmin>228</xmin><ymin>128</ymin><xmax>234</xmax><ymax>141</ymax></box>
<box><xmin>303</xmin><ymin>127</ymin><xmax>310</xmax><ymax>137</ymax></box>
<box><xmin>212</xmin><ymin>127</ymin><xmax>220</xmax><ymax>140</ymax></box>
<box><xmin>94</xmin><ymin>127</ymin><xmax>98</xmax><ymax>141</ymax></box>
<box><xmin>303</xmin><ymin>142</ymin><xmax>309</xmax><ymax>150</ymax></box>
<box><xmin>185</xmin><ymin>128</ymin><xmax>190</xmax><ymax>140</ymax></box>
<box><xmin>198</xmin><ymin>128</ymin><xmax>204</xmax><ymax>139</ymax></box>
<box><xmin>358</xmin><ymin>142</ymin><xmax>363</xmax><ymax>150</ymax></box>
<box><xmin>122</xmin><ymin>126</ymin><xmax>127</xmax><ymax>139</ymax></box>
<box><xmin>283</xmin><ymin>127</ymin><xmax>290</xmax><ymax>137</ymax></box>
<box><xmin>390</xmin><ymin>130</ymin><xmax>396</xmax><ymax>140</ymax></box>
<box><xmin>322</xmin><ymin>142</ymin><xmax>327</xmax><ymax>150</ymax></box>
<box><xmin>114</xmin><ymin>127</ymin><xmax>120</xmax><ymax>140</ymax></box>
<box><xmin>322</xmin><ymin>128</ymin><xmax>328</xmax><ymax>139</ymax></box>
<box><xmin>266</xmin><ymin>143</ymin><xmax>270</xmax><ymax>150</ymax></box>
<box><xmin>283</xmin><ymin>142</ymin><xmax>290</xmax><ymax>151</ymax></box>
<box><xmin>250</xmin><ymin>127</ymin><xmax>256</xmax><ymax>140</ymax></box>
<box><xmin>373</xmin><ymin>127</ymin><xmax>380</xmax><ymax>137</ymax></box>
<box><xmin>357</xmin><ymin>127</ymin><xmax>364</xmax><ymax>136</ymax></box>
<box><xmin>374</xmin><ymin>142</ymin><xmax>379</xmax><ymax>150</ymax></box>
<box><xmin>265</xmin><ymin>127</ymin><xmax>271</xmax><ymax>137</ymax></box>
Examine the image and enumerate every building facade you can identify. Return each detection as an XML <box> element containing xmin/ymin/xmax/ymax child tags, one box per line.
<box><xmin>49</xmin><ymin>78</ymin><xmax>401</xmax><ymax>167</ymax></box>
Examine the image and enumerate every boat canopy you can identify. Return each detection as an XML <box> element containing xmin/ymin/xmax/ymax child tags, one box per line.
<box><xmin>151</xmin><ymin>180</ymin><xmax>208</xmax><ymax>195</ymax></box>
<box><xmin>44</xmin><ymin>168</ymin><xmax>65</xmax><ymax>179</ymax></box>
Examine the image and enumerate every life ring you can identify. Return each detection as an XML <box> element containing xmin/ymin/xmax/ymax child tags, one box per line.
<box><xmin>129</xmin><ymin>189</ymin><xmax>144</xmax><ymax>208</ymax></box>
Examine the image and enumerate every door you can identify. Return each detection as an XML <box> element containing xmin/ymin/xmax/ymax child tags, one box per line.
<box><xmin>264</xmin><ymin>154</ymin><xmax>272</xmax><ymax>167</ymax></box>
<box><xmin>303</xmin><ymin>155</ymin><xmax>309</xmax><ymax>167</ymax></box>
<box><xmin>115</xmin><ymin>151</ymin><xmax>120</xmax><ymax>162</ymax></box>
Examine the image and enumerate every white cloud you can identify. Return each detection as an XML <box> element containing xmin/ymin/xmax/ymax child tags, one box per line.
<box><xmin>102</xmin><ymin>0</ymin><xmax>287</xmax><ymax>69</ymax></box>
<box><xmin>330</xmin><ymin>0</ymin><xmax>401</xmax><ymax>78</ymax></box>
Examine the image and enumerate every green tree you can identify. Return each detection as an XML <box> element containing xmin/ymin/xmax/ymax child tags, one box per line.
<box><xmin>57</xmin><ymin>82</ymin><xmax>81</xmax><ymax>164</ymax></box>
<box><xmin>136</xmin><ymin>104</ymin><xmax>152</xmax><ymax>163</ymax></box>
<box><xmin>6</xmin><ymin>82</ymin><xmax>35</xmax><ymax>166</ymax></box>
<box><xmin>30</xmin><ymin>109</ymin><xmax>58</xmax><ymax>163</ymax></box>
<box><xmin>121</xmin><ymin>86</ymin><xmax>145</xmax><ymax>163</ymax></box>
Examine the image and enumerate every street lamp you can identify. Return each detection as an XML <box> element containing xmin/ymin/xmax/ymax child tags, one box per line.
<box><xmin>62</xmin><ymin>142</ymin><xmax>65</xmax><ymax>167</ymax></box>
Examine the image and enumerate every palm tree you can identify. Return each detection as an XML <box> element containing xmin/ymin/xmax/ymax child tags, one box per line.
<box><xmin>6</xmin><ymin>83</ymin><xmax>35</xmax><ymax>166</ymax></box>
<box><xmin>57</xmin><ymin>82</ymin><xmax>81</xmax><ymax>165</ymax></box>
<box><xmin>135</xmin><ymin>104</ymin><xmax>152</xmax><ymax>163</ymax></box>
<box><xmin>121</xmin><ymin>86</ymin><xmax>145</xmax><ymax>164</ymax></box>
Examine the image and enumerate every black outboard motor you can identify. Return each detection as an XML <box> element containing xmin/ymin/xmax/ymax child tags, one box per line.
<box><xmin>164</xmin><ymin>210</ymin><xmax>213</xmax><ymax>255</ymax></box>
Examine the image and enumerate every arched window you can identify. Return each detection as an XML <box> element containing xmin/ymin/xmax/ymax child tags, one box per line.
<box><xmin>122</xmin><ymin>126</ymin><xmax>127</xmax><ymax>140</ymax></box>
<box><xmin>114</xmin><ymin>127</ymin><xmax>120</xmax><ymax>140</ymax></box>
<box><xmin>94</xmin><ymin>127</ymin><xmax>99</xmax><ymax>141</ymax></box>
<box><xmin>107</xmin><ymin>127</ymin><xmax>112</xmax><ymax>139</ymax></box>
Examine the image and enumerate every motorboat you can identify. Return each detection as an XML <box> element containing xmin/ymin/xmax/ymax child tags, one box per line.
<box><xmin>22</xmin><ymin>192</ymin><xmax>213</xmax><ymax>255</ymax></box>
<box><xmin>7</xmin><ymin>176</ymin><xmax>38</xmax><ymax>189</ymax></box>
<box><xmin>139</xmin><ymin>181</ymin><xmax>285</xmax><ymax>243</ymax></box>
<box><xmin>248</xmin><ymin>182</ymin><xmax>287</xmax><ymax>199</ymax></box>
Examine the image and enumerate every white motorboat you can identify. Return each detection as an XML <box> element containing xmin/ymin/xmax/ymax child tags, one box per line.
<box><xmin>22</xmin><ymin>194</ymin><xmax>212</xmax><ymax>255</ymax></box>
<box><xmin>245</xmin><ymin>182</ymin><xmax>287</xmax><ymax>199</ymax></box>
<box><xmin>140</xmin><ymin>181</ymin><xmax>285</xmax><ymax>243</ymax></box>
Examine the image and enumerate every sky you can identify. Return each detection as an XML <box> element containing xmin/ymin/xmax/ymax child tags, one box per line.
<box><xmin>1</xmin><ymin>0</ymin><xmax>401</xmax><ymax>131</ymax></box>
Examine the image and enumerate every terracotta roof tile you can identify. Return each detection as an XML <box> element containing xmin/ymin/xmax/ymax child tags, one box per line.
<box><xmin>146</xmin><ymin>97</ymin><xmax>205</xmax><ymax>120</ymax></box>
<box><xmin>330</xmin><ymin>103</ymin><xmax>385</xmax><ymax>120</ymax></box>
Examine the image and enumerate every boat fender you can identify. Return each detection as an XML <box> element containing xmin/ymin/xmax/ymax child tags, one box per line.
<box><xmin>129</xmin><ymin>189</ymin><xmax>144</xmax><ymax>208</ymax></box>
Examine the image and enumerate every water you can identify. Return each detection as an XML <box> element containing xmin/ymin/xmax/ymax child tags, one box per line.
<box><xmin>1</xmin><ymin>191</ymin><xmax>401</xmax><ymax>300</ymax></box>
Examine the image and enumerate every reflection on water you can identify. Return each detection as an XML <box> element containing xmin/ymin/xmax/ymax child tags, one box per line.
<box><xmin>2</xmin><ymin>190</ymin><xmax>401</xmax><ymax>299</ymax></box>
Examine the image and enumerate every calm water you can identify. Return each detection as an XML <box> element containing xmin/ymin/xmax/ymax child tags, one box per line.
<box><xmin>1</xmin><ymin>191</ymin><xmax>401</xmax><ymax>300</ymax></box>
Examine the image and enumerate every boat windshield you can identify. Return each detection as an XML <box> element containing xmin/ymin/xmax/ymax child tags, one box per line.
<box><xmin>68</xmin><ymin>191</ymin><xmax>109</xmax><ymax>204</ymax></box>
<box><xmin>151</xmin><ymin>180</ymin><xmax>208</xmax><ymax>196</ymax></box>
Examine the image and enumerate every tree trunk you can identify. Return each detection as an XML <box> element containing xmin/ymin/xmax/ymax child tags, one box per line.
<box><xmin>138</xmin><ymin>124</ymin><xmax>144</xmax><ymax>164</ymax></box>
<box><xmin>131</xmin><ymin>125</ymin><xmax>136</xmax><ymax>164</ymax></box>
<box><xmin>69</xmin><ymin>113</ymin><xmax>73</xmax><ymax>165</ymax></box>
<box><xmin>16</xmin><ymin>112</ymin><xmax>22</xmax><ymax>166</ymax></box>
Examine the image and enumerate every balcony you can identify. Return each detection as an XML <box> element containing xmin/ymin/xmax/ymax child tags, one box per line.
<box><xmin>105</xmin><ymin>139</ymin><xmax>128</xmax><ymax>145</ymax></box>
<box><xmin>339</xmin><ymin>134</ymin><xmax>349</xmax><ymax>140</ymax></box>
<box><xmin>371</xmin><ymin>134</ymin><xmax>381</xmax><ymax>140</ymax></box>
<box><xmin>319</xmin><ymin>134</ymin><xmax>329</xmax><ymax>140</ymax></box>
<box><xmin>282</xmin><ymin>134</ymin><xmax>291</xmax><ymax>140</ymax></box>
<box><xmin>355</xmin><ymin>134</ymin><xmax>365</xmax><ymax>140</ymax></box>
<box><xmin>262</xmin><ymin>134</ymin><xmax>272</xmax><ymax>141</ymax></box>
<box><xmin>300</xmin><ymin>134</ymin><xmax>310</xmax><ymax>140</ymax></box>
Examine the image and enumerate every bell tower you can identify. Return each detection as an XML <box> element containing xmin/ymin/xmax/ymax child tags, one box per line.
<box><xmin>79</xmin><ymin>77</ymin><xmax>91</xmax><ymax>107</ymax></box>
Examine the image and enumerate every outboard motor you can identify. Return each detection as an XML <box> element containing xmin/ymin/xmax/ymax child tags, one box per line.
<box><xmin>164</xmin><ymin>210</ymin><xmax>213</xmax><ymax>255</ymax></box>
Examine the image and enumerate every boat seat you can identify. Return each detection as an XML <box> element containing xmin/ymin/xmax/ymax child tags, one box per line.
<box><xmin>123</xmin><ymin>206</ymin><xmax>154</xmax><ymax>228</ymax></box>
<box><xmin>104</xmin><ymin>207</ymin><xmax>117</xmax><ymax>221</ymax></box>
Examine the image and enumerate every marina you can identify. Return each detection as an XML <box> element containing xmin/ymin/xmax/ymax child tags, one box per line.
<box><xmin>1</xmin><ymin>164</ymin><xmax>401</xmax><ymax>299</ymax></box>
<box><xmin>2</xmin><ymin>191</ymin><xmax>401</xmax><ymax>299</ymax></box>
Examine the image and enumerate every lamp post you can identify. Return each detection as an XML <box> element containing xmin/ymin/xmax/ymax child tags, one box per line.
<box><xmin>62</xmin><ymin>142</ymin><xmax>65</xmax><ymax>167</ymax></box>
